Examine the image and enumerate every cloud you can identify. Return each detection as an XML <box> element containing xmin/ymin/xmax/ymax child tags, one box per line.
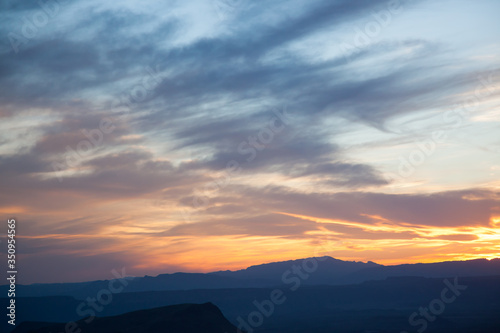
<box><xmin>228</xmin><ymin>186</ymin><xmax>500</xmax><ymax>228</ymax></box>
<box><xmin>165</xmin><ymin>213</ymin><xmax>316</xmax><ymax>238</ymax></box>
<box><xmin>1</xmin><ymin>0</ymin><xmax>500</xmax><ymax>282</ymax></box>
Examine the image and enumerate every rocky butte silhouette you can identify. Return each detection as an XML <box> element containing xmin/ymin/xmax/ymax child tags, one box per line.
<box><xmin>11</xmin><ymin>303</ymin><xmax>242</xmax><ymax>333</ymax></box>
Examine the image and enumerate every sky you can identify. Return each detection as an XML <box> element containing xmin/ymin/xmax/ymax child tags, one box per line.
<box><xmin>0</xmin><ymin>0</ymin><xmax>500</xmax><ymax>284</ymax></box>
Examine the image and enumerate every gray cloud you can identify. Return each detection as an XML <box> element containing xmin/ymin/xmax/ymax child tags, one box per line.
<box><xmin>1</xmin><ymin>0</ymin><xmax>499</xmax><ymax>283</ymax></box>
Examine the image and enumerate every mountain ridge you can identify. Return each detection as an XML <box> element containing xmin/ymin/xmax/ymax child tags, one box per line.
<box><xmin>11</xmin><ymin>302</ymin><xmax>242</xmax><ymax>333</ymax></box>
<box><xmin>2</xmin><ymin>257</ymin><xmax>500</xmax><ymax>299</ymax></box>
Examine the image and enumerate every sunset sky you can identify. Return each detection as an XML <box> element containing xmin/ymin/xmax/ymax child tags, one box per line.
<box><xmin>1</xmin><ymin>0</ymin><xmax>500</xmax><ymax>284</ymax></box>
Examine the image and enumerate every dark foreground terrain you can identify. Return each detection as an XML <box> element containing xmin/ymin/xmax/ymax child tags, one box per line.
<box><xmin>2</xmin><ymin>258</ymin><xmax>500</xmax><ymax>332</ymax></box>
<box><xmin>2</xmin><ymin>275</ymin><xmax>499</xmax><ymax>333</ymax></box>
<box><xmin>11</xmin><ymin>303</ymin><xmax>241</xmax><ymax>333</ymax></box>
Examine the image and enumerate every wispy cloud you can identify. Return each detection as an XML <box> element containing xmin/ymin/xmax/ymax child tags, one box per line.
<box><xmin>1</xmin><ymin>0</ymin><xmax>499</xmax><ymax>283</ymax></box>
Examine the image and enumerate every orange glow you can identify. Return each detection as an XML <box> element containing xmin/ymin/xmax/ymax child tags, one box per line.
<box><xmin>14</xmin><ymin>212</ymin><xmax>500</xmax><ymax>278</ymax></box>
<box><xmin>0</xmin><ymin>206</ymin><xmax>26</xmax><ymax>214</ymax></box>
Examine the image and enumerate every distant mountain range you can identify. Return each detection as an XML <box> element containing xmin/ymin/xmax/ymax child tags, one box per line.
<box><xmin>11</xmin><ymin>303</ymin><xmax>241</xmax><ymax>333</ymax></box>
<box><xmin>3</xmin><ymin>256</ymin><xmax>500</xmax><ymax>298</ymax></box>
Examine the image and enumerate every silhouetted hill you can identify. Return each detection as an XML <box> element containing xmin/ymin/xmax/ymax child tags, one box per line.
<box><xmin>1</xmin><ymin>272</ymin><xmax>274</xmax><ymax>299</ymax></box>
<box><xmin>12</xmin><ymin>303</ymin><xmax>242</xmax><ymax>333</ymax></box>
<box><xmin>348</xmin><ymin>258</ymin><xmax>500</xmax><ymax>283</ymax></box>
<box><xmin>210</xmin><ymin>256</ymin><xmax>380</xmax><ymax>284</ymax></box>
